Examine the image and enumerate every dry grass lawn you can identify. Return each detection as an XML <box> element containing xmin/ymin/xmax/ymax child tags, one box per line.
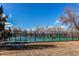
<box><xmin>0</xmin><ymin>41</ymin><xmax>79</xmax><ymax>56</ymax></box>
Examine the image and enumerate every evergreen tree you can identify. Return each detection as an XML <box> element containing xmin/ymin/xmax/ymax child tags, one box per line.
<box><xmin>0</xmin><ymin>5</ymin><xmax>8</xmax><ymax>41</ymax></box>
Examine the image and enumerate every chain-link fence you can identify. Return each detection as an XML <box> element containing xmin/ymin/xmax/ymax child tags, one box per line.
<box><xmin>3</xmin><ymin>29</ymin><xmax>79</xmax><ymax>43</ymax></box>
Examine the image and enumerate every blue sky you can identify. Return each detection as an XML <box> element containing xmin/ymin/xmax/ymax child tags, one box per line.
<box><xmin>0</xmin><ymin>3</ymin><xmax>77</xmax><ymax>29</ymax></box>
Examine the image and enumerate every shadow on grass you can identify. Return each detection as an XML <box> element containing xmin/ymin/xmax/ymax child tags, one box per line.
<box><xmin>0</xmin><ymin>44</ymin><xmax>57</xmax><ymax>50</ymax></box>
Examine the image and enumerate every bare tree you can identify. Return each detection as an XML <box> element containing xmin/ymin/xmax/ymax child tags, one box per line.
<box><xmin>59</xmin><ymin>7</ymin><xmax>79</xmax><ymax>31</ymax></box>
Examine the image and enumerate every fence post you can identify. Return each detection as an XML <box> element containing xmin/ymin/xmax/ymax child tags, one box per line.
<box><xmin>25</xmin><ymin>32</ymin><xmax>27</xmax><ymax>42</ymax></box>
<box><xmin>8</xmin><ymin>28</ymin><xmax>11</xmax><ymax>42</ymax></box>
<box><xmin>20</xmin><ymin>32</ymin><xmax>21</xmax><ymax>42</ymax></box>
<box><xmin>3</xmin><ymin>30</ymin><xmax>5</xmax><ymax>41</ymax></box>
<box><xmin>66</xmin><ymin>31</ymin><xmax>67</xmax><ymax>41</ymax></box>
<box><xmin>71</xmin><ymin>29</ymin><xmax>73</xmax><ymax>40</ymax></box>
<box><xmin>8</xmin><ymin>32</ymin><xmax>10</xmax><ymax>42</ymax></box>
<box><xmin>15</xmin><ymin>32</ymin><xmax>16</xmax><ymax>42</ymax></box>
<box><xmin>43</xmin><ymin>32</ymin><xmax>45</xmax><ymax>42</ymax></box>
<box><xmin>35</xmin><ymin>32</ymin><xmax>36</xmax><ymax>42</ymax></box>
<box><xmin>78</xmin><ymin>31</ymin><xmax>79</xmax><ymax>40</ymax></box>
<box><xmin>59</xmin><ymin>32</ymin><xmax>60</xmax><ymax>41</ymax></box>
